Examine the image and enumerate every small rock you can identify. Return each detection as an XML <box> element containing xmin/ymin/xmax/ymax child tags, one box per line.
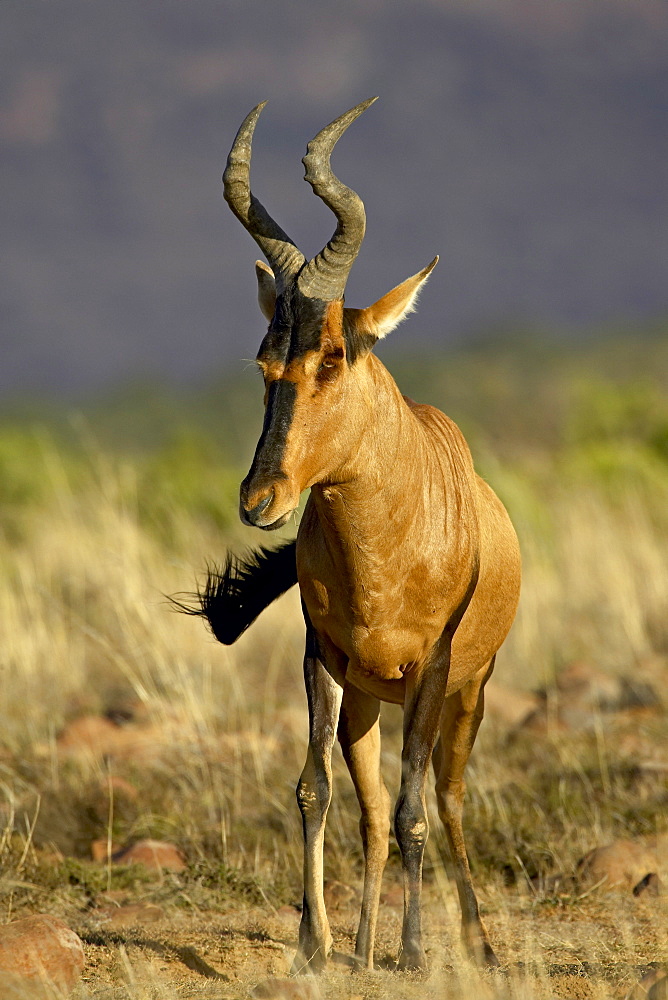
<box><xmin>112</xmin><ymin>839</ymin><xmax>186</xmax><ymax>872</ymax></box>
<box><xmin>275</xmin><ymin>905</ymin><xmax>301</xmax><ymax>919</ymax></box>
<box><xmin>648</xmin><ymin>831</ymin><xmax>668</xmax><ymax>863</ymax></box>
<box><xmin>633</xmin><ymin>872</ymin><xmax>662</xmax><ymax>897</ymax></box>
<box><xmin>100</xmin><ymin>775</ymin><xmax>139</xmax><ymax>804</ymax></box>
<box><xmin>251</xmin><ymin>978</ymin><xmax>320</xmax><ymax>1000</ymax></box>
<box><xmin>619</xmin><ymin>677</ymin><xmax>662</xmax><ymax>710</ymax></box>
<box><xmin>556</xmin><ymin>660</ymin><xmax>621</xmax><ymax>710</ymax></box>
<box><xmin>93</xmin><ymin>902</ymin><xmax>165</xmax><ymax>928</ymax></box>
<box><xmin>104</xmin><ymin>698</ymin><xmax>149</xmax><ymax>725</ymax></box>
<box><xmin>0</xmin><ymin>914</ymin><xmax>85</xmax><ymax>993</ymax></box>
<box><xmin>637</xmin><ymin>760</ymin><xmax>668</xmax><ymax>777</ymax></box>
<box><xmin>484</xmin><ymin>682</ymin><xmax>541</xmax><ymax>729</ymax></box>
<box><xmin>625</xmin><ymin>968</ymin><xmax>668</xmax><ymax>1000</ymax></box>
<box><xmin>91</xmin><ymin>838</ymin><xmax>122</xmax><ymax>862</ymax></box>
<box><xmin>516</xmin><ymin>694</ymin><xmax>569</xmax><ymax>734</ymax></box>
<box><xmin>523</xmin><ymin>661</ymin><xmax>662</xmax><ymax>733</ymax></box>
<box><xmin>56</xmin><ymin>714</ymin><xmax>167</xmax><ymax>763</ymax></box>
<box><xmin>57</xmin><ymin>714</ymin><xmax>123</xmax><ymax>755</ymax></box>
<box><xmin>577</xmin><ymin>839</ymin><xmax>659</xmax><ymax>892</ymax></box>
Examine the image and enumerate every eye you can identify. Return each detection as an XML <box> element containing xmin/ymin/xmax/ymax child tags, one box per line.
<box><xmin>316</xmin><ymin>358</ymin><xmax>340</xmax><ymax>384</ymax></box>
<box><xmin>316</xmin><ymin>347</ymin><xmax>344</xmax><ymax>381</ymax></box>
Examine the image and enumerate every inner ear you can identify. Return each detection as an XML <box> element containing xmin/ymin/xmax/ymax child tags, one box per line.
<box><xmin>255</xmin><ymin>260</ymin><xmax>276</xmax><ymax>322</ymax></box>
<box><xmin>362</xmin><ymin>256</ymin><xmax>439</xmax><ymax>340</ymax></box>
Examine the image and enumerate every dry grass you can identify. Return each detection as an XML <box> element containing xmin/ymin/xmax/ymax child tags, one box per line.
<box><xmin>0</xmin><ymin>413</ymin><xmax>666</xmax><ymax>997</ymax></box>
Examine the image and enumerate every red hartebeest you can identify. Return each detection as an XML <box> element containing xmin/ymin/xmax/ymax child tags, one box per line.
<box><xmin>189</xmin><ymin>98</ymin><xmax>521</xmax><ymax>973</ymax></box>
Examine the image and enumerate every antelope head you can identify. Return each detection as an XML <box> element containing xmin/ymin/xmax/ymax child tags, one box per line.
<box><xmin>224</xmin><ymin>99</ymin><xmax>438</xmax><ymax>529</ymax></box>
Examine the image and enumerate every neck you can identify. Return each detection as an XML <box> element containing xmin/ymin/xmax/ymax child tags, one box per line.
<box><xmin>301</xmin><ymin>352</ymin><xmax>480</xmax><ymax>642</ymax></box>
<box><xmin>310</xmin><ymin>354</ymin><xmax>430</xmax><ymax>559</ymax></box>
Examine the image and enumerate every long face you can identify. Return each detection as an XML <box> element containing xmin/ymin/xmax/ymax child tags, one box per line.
<box><xmin>240</xmin><ymin>290</ymin><xmax>366</xmax><ymax>530</ymax></box>
<box><xmin>225</xmin><ymin>100</ymin><xmax>437</xmax><ymax>529</ymax></box>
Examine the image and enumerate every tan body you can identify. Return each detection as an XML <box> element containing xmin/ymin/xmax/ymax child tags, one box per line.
<box><xmin>220</xmin><ymin>98</ymin><xmax>522</xmax><ymax>973</ymax></box>
<box><xmin>298</xmin><ymin>356</ymin><xmax>520</xmax><ymax>703</ymax></box>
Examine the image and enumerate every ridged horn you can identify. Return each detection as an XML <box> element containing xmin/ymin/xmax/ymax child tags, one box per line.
<box><xmin>223</xmin><ymin>102</ymin><xmax>305</xmax><ymax>290</ymax></box>
<box><xmin>298</xmin><ymin>97</ymin><xmax>378</xmax><ymax>301</ymax></box>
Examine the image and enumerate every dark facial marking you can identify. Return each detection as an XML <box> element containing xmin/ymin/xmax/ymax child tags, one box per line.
<box><xmin>246</xmin><ymin>378</ymin><xmax>297</xmax><ymax>487</ymax></box>
<box><xmin>257</xmin><ymin>288</ymin><xmax>329</xmax><ymax>364</ymax></box>
<box><xmin>258</xmin><ymin>284</ymin><xmax>375</xmax><ymax>376</ymax></box>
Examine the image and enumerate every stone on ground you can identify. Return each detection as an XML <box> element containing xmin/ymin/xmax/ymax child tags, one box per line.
<box><xmin>112</xmin><ymin>838</ymin><xmax>186</xmax><ymax>871</ymax></box>
<box><xmin>0</xmin><ymin>914</ymin><xmax>84</xmax><ymax>994</ymax></box>
<box><xmin>625</xmin><ymin>968</ymin><xmax>668</xmax><ymax>1000</ymax></box>
<box><xmin>577</xmin><ymin>839</ymin><xmax>660</xmax><ymax>891</ymax></box>
<box><xmin>251</xmin><ymin>978</ymin><xmax>320</xmax><ymax>1000</ymax></box>
<box><xmin>484</xmin><ymin>681</ymin><xmax>540</xmax><ymax>729</ymax></box>
<box><xmin>92</xmin><ymin>902</ymin><xmax>165</xmax><ymax>927</ymax></box>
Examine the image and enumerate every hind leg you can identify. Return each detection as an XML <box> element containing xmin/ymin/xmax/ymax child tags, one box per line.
<box><xmin>433</xmin><ymin>657</ymin><xmax>499</xmax><ymax>967</ymax></box>
<box><xmin>394</xmin><ymin>653</ymin><xmax>456</xmax><ymax>972</ymax></box>
<box><xmin>338</xmin><ymin>684</ymin><xmax>391</xmax><ymax>970</ymax></box>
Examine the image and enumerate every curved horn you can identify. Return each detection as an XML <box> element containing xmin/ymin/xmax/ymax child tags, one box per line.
<box><xmin>298</xmin><ymin>97</ymin><xmax>378</xmax><ymax>301</ymax></box>
<box><xmin>223</xmin><ymin>102</ymin><xmax>305</xmax><ymax>290</ymax></box>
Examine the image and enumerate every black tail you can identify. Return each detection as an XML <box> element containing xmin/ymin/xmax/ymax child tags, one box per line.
<box><xmin>170</xmin><ymin>541</ymin><xmax>298</xmax><ymax>645</ymax></box>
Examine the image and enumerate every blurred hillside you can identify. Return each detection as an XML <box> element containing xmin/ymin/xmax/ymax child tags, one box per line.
<box><xmin>1</xmin><ymin>0</ymin><xmax>667</xmax><ymax>395</ymax></box>
<box><xmin>2</xmin><ymin>326</ymin><xmax>665</xmax><ymax>468</ymax></box>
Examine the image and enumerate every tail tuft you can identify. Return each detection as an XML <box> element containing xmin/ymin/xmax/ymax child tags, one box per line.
<box><xmin>170</xmin><ymin>541</ymin><xmax>298</xmax><ymax>644</ymax></box>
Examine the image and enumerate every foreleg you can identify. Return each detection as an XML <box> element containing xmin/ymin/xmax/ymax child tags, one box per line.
<box><xmin>433</xmin><ymin>656</ymin><xmax>498</xmax><ymax>966</ymax></box>
<box><xmin>337</xmin><ymin>685</ymin><xmax>391</xmax><ymax>970</ymax></box>
<box><xmin>394</xmin><ymin>652</ymin><xmax>453</xmax><ymax>972</ymax></box>
<box><xmin>292</xmin><ymin>628</ymin><xmax>343</xmax><ymax>974</ymax></box>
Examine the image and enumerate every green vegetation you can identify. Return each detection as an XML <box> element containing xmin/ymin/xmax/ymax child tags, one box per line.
<box><xmin>0</xmin><ymin>328</ymin><xmax>666</xmax><ymax>995</ymax></box>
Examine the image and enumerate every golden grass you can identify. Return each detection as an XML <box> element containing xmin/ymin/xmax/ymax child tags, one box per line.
<box><xmin>0</xmin><ymin>419</ymin><xmax>665</xmax><ymax>997</ymax></box>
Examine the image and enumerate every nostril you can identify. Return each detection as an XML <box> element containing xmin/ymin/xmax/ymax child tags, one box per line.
<box><xmin>241</xmin><ymin>490</ymin><xmax>274</xmax><ymax>526</ymax></box>
<box><xmin>252</xmin><ymin>492</ymin><xmax>273</xmax><ymax>517</ymax></box>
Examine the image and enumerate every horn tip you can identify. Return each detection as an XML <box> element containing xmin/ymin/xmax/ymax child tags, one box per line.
<box><xmin>244</xmin><ymin>100</ymin><xmax>269</xmax><ymax>125</ymax></box>
<box><xmin>234</xmin><ymin>100</ymin><xmax>269</xmax><ymax>138</ymax></box>
<box><xmin>349</xmin><ymin>95</ymin><xmax>379</xmax><ymax>119</ymax></box>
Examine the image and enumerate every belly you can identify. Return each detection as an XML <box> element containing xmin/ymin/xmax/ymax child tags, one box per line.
<box><xmin>346</xmin><ymin>669</ymin><xmax>407</xmax><ymax>705</ymax></box>
<box><xmin>306</xmin><ymin>587</ymin><xmax>447</xmax><ymax>684</ymax></box>
<box><xmin>296</xmin><ymin>482</ymin><xmax>520</xmax><ymax>704</ymax></box>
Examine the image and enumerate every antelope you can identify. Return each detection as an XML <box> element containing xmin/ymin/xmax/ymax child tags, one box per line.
<box><xmin>189</xmin><ymin>98</ymin><xmax>521</xmax><ymax>973</ymax></box>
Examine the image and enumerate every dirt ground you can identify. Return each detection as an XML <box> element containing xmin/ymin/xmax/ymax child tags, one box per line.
<box><xmin>51</xmin><ymin>870</ymin><xmax>664</xmax><ymax>999</ymax></box>
<box><xmin>1</xmin><ymin>421</ymin><xmax>666</xmax><ymax>999</ymax></box>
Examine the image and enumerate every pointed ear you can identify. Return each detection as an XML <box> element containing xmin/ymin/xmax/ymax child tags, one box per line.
<box><xmin>255</xmin><ymin>260</ymin><xmax>276</xmax><ymax>321</ymax></box>
<box><xmin>362</xmin><ymin>256</ymin><xmax>439</xmax><ymax>339</ymax></box>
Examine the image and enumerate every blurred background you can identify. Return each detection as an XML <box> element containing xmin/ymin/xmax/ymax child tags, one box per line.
<box><xmin>0</xmin><ymin>0</ymin><xmax>666</xmax><ymax>716</ymax></box>
<box><xmin>0</xmin><ymin>2</ymin><xmax>666</xmax><ymax>951</ymax></box>
<box><xmin>2</xmin><ymin>0</ymin><xmax>667</xmax><ymax>400</ymax></box>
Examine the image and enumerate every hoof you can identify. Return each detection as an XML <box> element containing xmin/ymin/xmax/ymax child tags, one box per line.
<box><xmin>396</xmin><ymin>948</ymin><xmax>428</xmax><ymax>973</ymax></box>
<box><xmin>351</xmin><ymin>953</ymin><xmax>376</xmax><ymax>972</ymax></box>
<box><xmin>290</xmin><ymin>945</ymin><xmax>329</xmax><ymax>975</ymax></box>
<box><xmin>479</xmin><ymin>941</ymin><xmax>500</xmax><ymax>968</ymax></box>
<box><xmin>463</xmin><ymin>932</ymin><xmax>500</xmax><ymax>968</ymax></box>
